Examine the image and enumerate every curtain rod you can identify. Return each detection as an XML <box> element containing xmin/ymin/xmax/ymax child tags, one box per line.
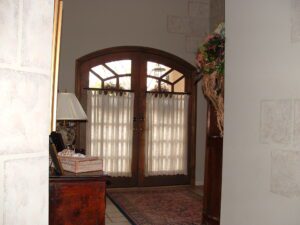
<box><xmin>146</xmin><ymin>91</ymin><xmax>190</xmax><ymax>95</ymax></box>
<box><xmin>84</xmin><ymin>88</ymin><xmax>134</xmax><ymax>93</ymax></box>
<box><xmin>84</xmin><ymin>88</ymin><xmax>190</xmax><ymax>95</ymax></box>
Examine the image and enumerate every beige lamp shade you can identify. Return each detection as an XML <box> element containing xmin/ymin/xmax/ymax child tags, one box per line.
<box><xmin>56</xmin><ymin>92</ymin><xmax>87</xmax><ymax>121</ymax></box>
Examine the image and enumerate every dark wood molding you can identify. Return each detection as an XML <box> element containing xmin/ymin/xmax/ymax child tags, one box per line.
<box><xmin>83</xmin><ymin>87</ymin><xmax>134</xmax><ymax>93</ymax></box>
<box><xmin>145</xmin><ymin>91</ymin><xmax>191</xmax><ymax>95</ymax></box>
<box><xmin>76</xmin><ymin>46</ymin><xmax>195</xmax><ymax>72</ymax></box>
<box><xmin>202</xmin><ymin>104</ymin><xmax>223</xmax><ymax>225</ymax></box>
<box><xmin>142</xmin><ymin>174</ymin><xmax>190</xmax><ymax>187</ymax></box>
<box><xmin>189</xmin><ymin>77</ymin><xmax>197</xmax><ymax>185</ymax></box>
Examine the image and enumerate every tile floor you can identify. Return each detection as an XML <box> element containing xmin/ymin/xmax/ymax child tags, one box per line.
<box><xmin>106</xmin><ymin>197</ymin><xmax>131</xmax><ymax>225</ymax></box>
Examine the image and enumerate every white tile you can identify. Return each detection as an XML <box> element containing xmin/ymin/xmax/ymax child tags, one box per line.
<box><xmin>106</xmin><ymin>222</ymin><xmax>131</xmax><ymax>225</ymax></box>
<box><xmin>106</xmin><ymin>205</ymin><xmax>120</xmax><ymax>213</ymax></box>
<box><xmin>110</xmin><ymin>216</ymin><xmax>129</xmax><ymax>223</ymax></box>
<box><xmin>105</xmin><ymin>216</ymin><xmax>112</xmax><ymax>223</ymax></box>
<box><xmin>271</xmin><ymin>150</ymin><xmax>300</xmax><ymax>198</ymax></box>
<box><xmin>0</xmin><ymin>0</ymin><xmax>19</xmax><ymax>64</ymax></box>
<box><xmin>0</xmin><ymin>68</ymin><xmax>50</xmax><ymax>154</ymax></box>
<box><xmin>21</xmin><ymin>0</ymin><xmax>53</xmax><ymax>71</ymax></box>
<box><xmin>107</xmin><ymin>210</ymin><xmax>124</xmax><ymax>218</ymax></box>
<box><xmin>3</xmin><ymin>157</ymin><xmax>48</xmax><ymax>225</ymax></box>
<box><xmin>260</xmin><ymin>100</ymin><xmax>293</xmax><ymax>146</ymax></box>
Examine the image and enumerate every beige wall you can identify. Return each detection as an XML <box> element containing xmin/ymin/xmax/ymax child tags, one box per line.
<box><xmin>0</xmin><ymin>0</ymin><xmax>54</xmax><ymax>224</ymax></box>
<box><xmin>210</xmin><ymin>0</ymin><xmax>225</xmax><ymax>31</ymax></box>
<box><xmin>58</xmin><ymin>0</ymin><xmax>210</xmax><ymax>185</ymax></box>
<box><xmin>222</xmin><ymin>0</ymin><xmax>300</xmax><ymax>224</ymax></box>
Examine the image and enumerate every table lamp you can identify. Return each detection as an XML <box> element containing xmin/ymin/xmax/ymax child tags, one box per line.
<box><xmin>56</xmin><ymin>92</ymin><xmax>87</xmax><ymax>147</ymax></box>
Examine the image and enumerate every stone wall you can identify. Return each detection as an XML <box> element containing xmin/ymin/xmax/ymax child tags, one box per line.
<box><xmin>0</xmin><ymin>0</ymin><xmax>54</xmax><ymax>224</ymax></box>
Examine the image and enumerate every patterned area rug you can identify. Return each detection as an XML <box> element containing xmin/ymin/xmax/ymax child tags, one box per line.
<box><xmin>107</xmin><ymin>186</ymin><xmax>203</xmax><ymax>225</ymax></box>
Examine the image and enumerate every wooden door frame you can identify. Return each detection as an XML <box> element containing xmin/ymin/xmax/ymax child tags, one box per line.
<box><xmin>75</xmin><ymin>46</ymin><xmax>197</xmax><ymax>187</ymax></box>
<box><xmin>50</xmin><ymin>0</ymin><xmax>63</xmax><ymax>132</ymax></box>
<box><xmin>202</xmin><ymin>103</ymin><xmax>223</xmax><ymax>225</ymax></box>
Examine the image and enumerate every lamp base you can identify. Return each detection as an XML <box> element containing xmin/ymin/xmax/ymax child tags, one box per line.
<box><xmin>56</xmin><ymin>121</ymin><xmax>76</xmax><ymax>147</ymax></box>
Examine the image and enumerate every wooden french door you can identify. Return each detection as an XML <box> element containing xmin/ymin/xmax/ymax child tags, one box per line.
<box><xmin>75</xmin><ymin>47</ymin><xmax>197</xmax><ymax>187</ymax></box>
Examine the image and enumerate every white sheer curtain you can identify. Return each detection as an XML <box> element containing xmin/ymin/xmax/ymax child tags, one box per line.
<box><xmin>86</xmin><ymin>90</ymin><xmax>134</xmax><ymax>177</ymax></box>
<box><xmin>145</xmin><ymin>94</ymin><xmax>189</xmax><ymax>176</ymax></box>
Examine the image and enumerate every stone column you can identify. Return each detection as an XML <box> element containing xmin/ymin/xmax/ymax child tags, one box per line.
<box><xmin>0</xmin><ymin>0</ymin><xmax>54</xmax><ymax>224</ymax></box>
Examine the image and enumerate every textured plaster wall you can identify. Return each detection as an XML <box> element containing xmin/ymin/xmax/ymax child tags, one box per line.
<box><xmin>0</xmin><ymin>0</ymin><xmax>54</xmax><ymax>224</ymax></box>
<box><xmin>222</xmin><ymin>0</ymin><xmax>300</xmax><ymax>225</ymax></box>
<box><xmin>58</xmin><ymin>0</ymin><xmax>210</xmax><ymax>92</ymax></box>
<box><xmin>59</xmin><ymin>0</ymin><xmax>209</xmax><ymax>185</ymax></box>
<box><xmin>209</xmin><ymin>0</ymin><xmax>225</xmax><ymax>31</ymax></box>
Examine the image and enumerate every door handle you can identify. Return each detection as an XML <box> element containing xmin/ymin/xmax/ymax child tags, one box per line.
<box><xmin>133</xmin><ymin>116</ymin><xmax>144</xmax><ymax>122</ymax></box>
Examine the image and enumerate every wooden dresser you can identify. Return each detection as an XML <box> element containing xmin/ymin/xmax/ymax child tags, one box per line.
<box><xmin>49</xmin><ymin>171</ymin><xmax>106</xmax><ymax>225</ymax></box>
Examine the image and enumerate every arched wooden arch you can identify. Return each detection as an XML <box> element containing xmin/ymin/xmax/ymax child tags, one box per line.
<box><xmin>75</xmin><ymin>46</ymin><xmax>197</xmax><ymax>187</ymax></box>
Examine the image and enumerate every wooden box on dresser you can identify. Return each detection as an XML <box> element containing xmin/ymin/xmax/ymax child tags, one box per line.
<box><xmin>202</xmin><ymin>104</ymin><xmax>223</xmax><ymax>225</ymax></box>
<box><xmin>49</xmin><ymin>171</ymin><xmax>106</xmax><ymax>225</ymax></box>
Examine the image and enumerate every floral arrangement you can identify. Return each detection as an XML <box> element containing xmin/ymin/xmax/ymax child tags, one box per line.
<box><xmin>196</xmin><ymin>22</ymin><xmax>225</xmax><ymax>135</ymax></box>
<box><xmin>197</xmin><ymin>23</ymin><xmax>225</xmax><ymax>76</ymax></box>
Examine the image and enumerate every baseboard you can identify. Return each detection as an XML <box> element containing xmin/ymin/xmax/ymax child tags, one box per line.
<box><xmin>195</xmin><ymin>180</ymin><xmax>203</xmax><ymax>186</ymax></box>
